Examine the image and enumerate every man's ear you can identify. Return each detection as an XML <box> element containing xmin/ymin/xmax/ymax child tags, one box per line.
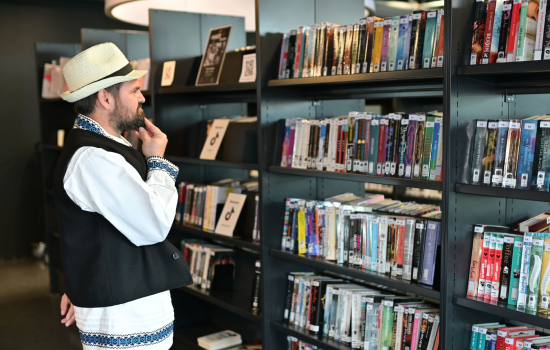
<box><xmin>96</xmin><ymin>89</ymin><xmax>115</xmax><ymax>111</ymax></box>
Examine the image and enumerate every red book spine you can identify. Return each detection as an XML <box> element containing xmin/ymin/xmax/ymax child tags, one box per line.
<box><xmin>484</xmin><ymin>240</ymin><xmax>496</xmax><ymax>300</ymax></box>
<box><xmin>506</xmin><ymin>0</ymin><xmax>523</xmax><ymax>62</ymax></box>
<box><xmin>377</xmin><ymin>121</ymin><xmax>387</xmax><ymax>176</ymax></box>
<box><xmin>491</xmin><ymin>239</ymin><xmax>504</xmax><ymax>302</ymax></box>
<box><xmin>478</xmin><ymin>235</ymin><xmax>490</xmax><ymax>298</ymax></box>
<box><xmin>341</xmin><ymin>128</ymin><xmax>348</xmax><ymax>173</ymax></box>
<box><xmin>482</xmin><ymin>0</ymin><xmax>497</xmax><ymax>64</ymax></box>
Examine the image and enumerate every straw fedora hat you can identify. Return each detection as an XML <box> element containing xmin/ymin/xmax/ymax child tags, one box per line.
<box><xmin>61</xmin><ymin>42</ymin><xmax>147</xmax><ymax>103</ymax></box>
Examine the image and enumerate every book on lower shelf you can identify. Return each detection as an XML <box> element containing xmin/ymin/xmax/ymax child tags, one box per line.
<box><xmin>197</xmin><ymin>330</ymin><xmax>242</xmax><ymax>350</ymax></box>
<box><xmin>277</xmin><ymin>111</ymin><xmax>444</xmax><ymax>182</ymax></box>
<box><xmin>468</xmin><ymin>323</ymin><xmax>550</xmax><ymax>350</ymax></box>
<box><xmin>282</xmin><ymin>273</ymin><xmax>441</xmax><ymax>349</ymax></box>
<box><xmin>281</xmin><ymin>193</ymin><xmax>442</xmax><ymax>286</ymax></box>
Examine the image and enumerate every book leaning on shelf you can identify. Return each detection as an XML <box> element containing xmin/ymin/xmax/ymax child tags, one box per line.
<box><xmin>277</xmin><ymin>9</ymin><xmax>444</xmax><ymax>78</ymax></box>
<box><xmin>470</xmin><ymin>0</ymin><xmax>550</xmax><ymax>64</ymax></box>
<box><xmin>282</xmin><ymin>274</ymin><xmax>441</xmax><ymax>350</ymax></box>
<box><xmin>466</xmin><ymin>218</ymin><xmax>550</xmax><ymax>315</ymax></box>
<box><xmin>462</xmin><ymin>116</ymin><xmax>550</xmax><ymax>191</ymax></box>
<box><xmin>281</xmin><ymin>194</ymin><xmax>442</xmax><ymax>286</ymax></box>
<box><xmin>278</xmin><ymin>111</ymin><xmax>444</xmax><ymax>182</ymax></box>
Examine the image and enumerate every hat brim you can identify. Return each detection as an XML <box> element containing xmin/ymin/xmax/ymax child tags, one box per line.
<box><xmin>60</xmin><ymin>69</ymin><xmax>148</xmax><ymax>103</ymax></box>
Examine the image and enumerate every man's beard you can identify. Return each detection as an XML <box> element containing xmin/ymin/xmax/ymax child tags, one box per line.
<box><xmin>111</xmin><ymin>101</ymin><xmax>146</xmax><ymax>133</ymax></box>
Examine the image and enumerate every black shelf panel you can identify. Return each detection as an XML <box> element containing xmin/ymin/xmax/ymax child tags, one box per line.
<box><xmin>41</xmin><ymin>144</ymin><xmax>62</xmax><ymax>152</ymax></box>
<box><xmin>454</xmin><ymin>296</ymin><xmax>550</xmax><ymax>329</ymax></box>
<box><xmin>457</xmin><ymin>62</ymin><xmax>550</xmax><ymax>92</ymax></box>
<box><xmin>454</xmin><ymin>183</ymin><xmax>550</xmax><ymax>202</ymax></box>
<box><xmin>270</xmin><ymin>250</ymin><xmax>440</xmax><ymax>300</ymax></box>
<box><xmin>178</xmin><ymin>285</ymin><xmax>261</xmax><ymax>323</ymax></box>
<box><xmin>45</xmin><ymin>189</ymin><xmax>54</xmax><ymax>196</ymax></box>
<box><xmin>269</xmin><ymin>166</ymin><xmax>442</xmax><ymax>190</ymax></box>
<box><xmin>271</xmin><ymin>321</ymin><xmax>351</xmax><ymax>350</ymax></box>
<box><xmin>159</xmin><ymin>82</ymin><xmax>256</xmax><ymax>94</ymax></box>
<box><xmin>172</xmin><ymin>224</ymin><xmax>260</xmax><ymax>252</ymax></box>
<box><xmin>268</xmin><ymin>69</ymin><xmax>443</xmax><ymax>87</ymax></box>
<box><xmin>166</xmin><ymin>156</ymin><xmax>258</xmax><ymax>170</ymax></box>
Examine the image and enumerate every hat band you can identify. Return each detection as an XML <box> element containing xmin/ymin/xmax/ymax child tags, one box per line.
<box><xmin>70</xmin><ymin>63</ymin><xmax>134</xmax><ymax>93</ymax></box>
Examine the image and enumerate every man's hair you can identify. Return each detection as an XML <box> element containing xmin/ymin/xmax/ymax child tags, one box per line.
<box><xmin>73</xmin><ymin>83</ymin><xmax>122</xmax><ymax>115</ymax></box>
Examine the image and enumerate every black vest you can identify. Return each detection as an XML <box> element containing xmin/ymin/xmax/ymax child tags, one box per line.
<box><xmin>53</xmin><ymin>128</ymin><xmax>192</xmax><ymax>308</ymax></box>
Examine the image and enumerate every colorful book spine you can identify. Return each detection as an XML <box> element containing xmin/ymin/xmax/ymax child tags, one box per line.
<box><xmin>484</xmin><ymin>233</ymin><xmax>497</xmax><ymax>300</ymax></box>
<box><xmin>380</xmin><ymin>18</ymin><xmax>392</xmax><ymax>72</ymax></box>
<box><xmin>515</xmin><ymin>0</ymin><xmax>535</xmax><ymax>61</ymax></box>
<box><xmin>498</xmin><ymin>236</ymin><xmax>516</xmax><ymax>303</ymax></box>
<box><xmin>471</xmin><ymin>0</ymin><xmax>489</xmax><ymax>65</ymax></box>
<box><xmin>516</xmin><ymin>119</ymin><xmax>538</xmax><ymax>189</ymax></box>
<box><xmin>396</xmin><ymin>15</ymin><xmax>410</xmax><ymax>70</ymax></box>
<box><xmin>421</xmin><ymin>116</ymin><xmax>436</xmax><ymax>180</ymax></box>
<box><xmin>543</xmin><ymin>2</ymin><xmax>550</xmax><ymax>59</ymax></box>
<box><xmin>420</xmin><ymin>221</ymin><xmax>440</xmax><ymax>285</ymax></box>
<box><xmin>478</xmin><ymin>232</ymin><xmax>492</xmax><ymax>298</ymax></box>
<box><xmin>518</xmin><ymin>232</ymin><xmax>534</xmax><ymax>310</ymax></box>
<box><xmin>323</xmin><ymin>25</ymin><xmax>335</xmax><ymax>76</ymax></box>
<box><xmin>293</xmin><ymin>26</ymin><xmax>306</xmax><ymax>78</ymax></box>
<box><xmin>490</xmin><ymin>235</ymin><xmax>504</xmax><ymax>302</ymax></box>
<box><xmin>527</xmin><ymin>235</ymin><xmax>544</xmax><ymax>313</ymax></box>
<box><xmin>497</xmin><ymin>1</ymin><xmax>513</xmax><ymax>62</ymax></box>
<box><xmin>435</xmin><ymin>10</ymin><xmax>445</xmax><ymax>67</ymax></box>
<box><xmin>391</xmin><ymin>115</ymin><xmax>402</xmax><ymax>176</ymax></box>
<box><xmin>539</xmin><ymin>237</ymin><xmax>550</xmax><ymax>313</ymax></box>
<box><xmin>506</xmin><ymin>0</ymin><xmax>524</xmax><ymax>62</ymax></box>
<box><xmin>368</xmin><ymin>118</ymin><xmax>380</xmax><ymax>176</ymax></box>
<box><xmin>388</xmin><ymin>16</ymin><xmax>400</xmax><ymax>71</ymax></box>
<box><xmin>471</xmin><ymin>120</ymin><xmax>489</xmax><ymax>185</ymax></box>
<box><xmin>532</xmin><ymin>120</ymin><xmax>550</xmax><ymax>191</ymax></box>
<box><xmin>365</xmin><ymin>17</ymin><xmax>377</xmax><ymax>73</ymax></box>
<box><xmin>404</xmin><ymin>115</ymin><xmax>418</xmax><ymax>179</ymax></box>
<box><xmin>377</xmin><ymin>118</ymin><xmax>389</xmax><ymax>176</ymax></box>
<box><xmin>489</xmin><ymin>0</ymin><xmax>505</xmax><ymax>63</ymax></box>
<box><xmin>508</xmin><ymin>236</ymin><xmax>524</xmax><ymax>306</ymax></box>
<box><xmin>482</xmin><ymin>0</ymin><xmax>498</xmax><ymax>64</ymax></box>
<box><xmin>503</xmin><ymin>120</ymin><xmax>522</xmax><ymax>188</ymax></box>
<box><xmin>483</xmin><ymin>121</ymin><xmax>499</xmax><ymax>186</ymax></box>
<box><xmin>398</xmin><ymin>117</ymin><xmax>409</xmax><ymax>178</ymax></box>
<box><xmin>372</xmin><ymin>20</ymin><xmax>384</xmax><ymax>72</ymax></box>
<box><xmin>534</xmin><ymin>0</ymin><xmax>548</xmax><ymax>60</ymax></box>
<box><xmin>468</xmin><ymin>228</ymin><xmax>484</xmax><ymax>298</ymax></box>
<box><xmin>409</xmin><ymin>11</ymin><xmax>427</xmax><ymax>69</ymax></box>
<box><xmin>422</xmin><ymin>11</ymin><xmax>438</xmax><ymax>68</ymax></box>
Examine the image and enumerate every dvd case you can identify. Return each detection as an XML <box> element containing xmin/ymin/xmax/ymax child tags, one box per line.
<box><xmin>516</xmin><ymin>119</ymin><xmax>538</xmax><ymax>189</ymax></box>
<box><xmin>409</xmin><ymin>11</ymin><xmax>427</xmax><ymax>69</ymax></box>
<box><xmin>503</xmin><ymin>120</ymin><xmax>522</xmax><ymax>188</ymax></box>
<box><xmin>481</xmin><ymin>0</ymin><xmax>497</xmax><ymax>64</ymax></box>
<box><xmin>471</xmin><ymin>120</ymin><xmax>489</xmax><ymax>185</ymax></box>
<box><xmin>388</xmin><ymin>16</ymin><xmax>400</xmax><ymax>71</ymax></box>
<box><xmin>471</xmin><ymin>0</ymin><xmax>488</xmax><ymax>65</ymax></box>
<box><xmin>497</xmin><ymin>1</ymin><xmax>513</xmax><ymax>62</ymax></box>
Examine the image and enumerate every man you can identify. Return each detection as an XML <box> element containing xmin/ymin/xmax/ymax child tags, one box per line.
<box><xmin>53</xmin><ymin>42</ymin><xmax>192</xmax><ymax>349</ymax></box>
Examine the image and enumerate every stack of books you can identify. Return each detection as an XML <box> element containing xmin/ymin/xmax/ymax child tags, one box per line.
<box><xmin>278</xmin><ymin>9</ymin><xmax>445</xmax><ymax>78</ymax></box>
<box><xmin>470</xmin><ymin>323</ymin><xmax>550</xmax><ymax>349</ymax></box>
<box><xmin>197</xmin><ymin>330</ymin><xmax>242</xmax><ymax>350</ymax></box>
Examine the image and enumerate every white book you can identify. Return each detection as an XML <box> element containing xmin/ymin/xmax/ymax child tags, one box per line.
<box><xmin>197</xmin><ymin>330</ymin><xmax>241</xmax><ymax>350</ymax></box>
<box><xmin>325</xmin><ymin>205</ymin><xmax>337</xmax><ymax>261</ymax></box>
<box><xmin>426</xmin><ymin>314</ymin><xmax>440</xmax><ymax>350</ymax></box>
<box><xmin>292</xmin><ymin>120</ymin><xmax>303</xmax><ymax>168</ymax></box>
<box><xmin>299</xmin><ymin>120</ymin><xmax>311</xmax><ymax>169</ymax></box>
<box><xmin>378</xmin><ymin>217</ymin><xmax>388</xmax><ymax>273</ymax></box>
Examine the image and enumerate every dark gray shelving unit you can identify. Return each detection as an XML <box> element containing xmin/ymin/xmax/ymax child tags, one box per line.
<box><xmin>172</xmin><ymin>224</ymin><xmax>260</xmax><ymax>252</ymax></box>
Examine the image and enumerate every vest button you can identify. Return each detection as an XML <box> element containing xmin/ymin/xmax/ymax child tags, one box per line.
<box><xmin>172</xmin><ymin>253</ymin><xmax>179</xmax><ymax>259</ymax></box>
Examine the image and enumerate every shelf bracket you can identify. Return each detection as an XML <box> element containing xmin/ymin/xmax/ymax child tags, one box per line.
<box><xmin>504</xmin><ymin>90</ymin><xmax>515</xmax><ymax>103</ymax></box>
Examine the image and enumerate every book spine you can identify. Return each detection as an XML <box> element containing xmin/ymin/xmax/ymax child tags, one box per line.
<box><xmin>436</xmin><ymin>10</ymin><xmax>445</xmax><ymax>67</ymax></box>
<box><xmin>508</xmin><ymin>236</ymin><xmax>524</xmax><ymax>305</ymax></box>
<box><xmin>413</xmin><ymin>115</ymin><xmax>426</xmax><ymax>179</ymax></box>
<box><xmin>527</xmin><ymin>235</ymin><xmax>544</xmax><ymax>312</ymax></box>
<box><xmin>397</xmin><ymin>16</ymin><xmax>410</xmax><ymax>70</ymax></box>
<box><xmin>372</xmin><ymin>20</ymin><xmax>384</xmax><ymax>72</ymax></box>
<box><xmin>503</xmin><ymin>120</ymin><xmax>522</xmax><ymax>188</ymax></box>
<box><xmin>422</xmin><ymin>117</ymin><xmax>435</xmax><ymax>180</ymax></box>
<box><xmin>396</xmin><ymin>219</ymin><xmax>407</xmax><ymax>278</ymax></box>
<box><xmin>543</xmin><ymin>1</ymin><xmax>550</xmax><ymax>59</ymax></box>
<box><xmin>471</xmin><ymin>120</ymin><xmax>489</xmax><ymax>185</ymax></box>
<box><xmin>498</xmin><ymin>236</ymin><xmax>515</xmax><ymax>303</ymax></box>
<box><xmin>315</xmin><ymin>24</ymin><xmax>326</xmax><ymax>77</ymax></box>
<box><xmin>293</xmin><ymin>27</ymin><xmax>304</xmax><ymax>78</ymax></box>
<box><xmin>484</xmin><ymin>233</ymin><xmax>497</xmax><ymax>300</ymax></box>
<box><xmin>490</xmin><ymin>235</ymin><xmax>504</xmax><ymax>302</ymax></box>
<box><xmin>468</xmin><ymin>229</ymin><xmax>484</xmax><ymax>298</ymax></box>
<box><xmin>391</xmin><ymin>115</ymin><xmax>403</xmax><ymax>176</ymax></box>
<box><xmin>412</xmin><ymin>220</ymin><xmax>426</xmax><ymax>282</ymax></box>
<box><xmin>369</xmin><ymin>118</ymin><xmax>380</xmax><ymax>175</ymax></box>
<box><xmin>421</xmin><ymin>221</ymin><xmax>440</xmax><ymax>285</ymax></box>
<box><xmin>378</xmin><ymin>118</ymin><xmax>389</xmax><ymax>175</ymax></box>
<box><xmin>429</xmin><ymin>118</ymin><xmax>442</xmax><ymax>180</ymax></box>
<box><xmin>483</xmin><ymin>121</ymin><xmax>499</xmax><ymax>186</ymax></box>
<box><xmin>365</xmin><ymin>18</ymin><xmax>376</xmax><ymax>73</ymax></box>
<box><xmin>506</xmin><ymin>0</ymin><xmax>524</xmax><ymax>62</ymax></box>
<box><xmin>492</xmin><ymin>120</ymin><xmax>510</xmax><ymax>186</ymax></box>
<box><xmin>285</xmin><ymin>31</ymin><xmax>297</xmax><ymax>78</ymax></box>
<box><xmin>346</xmin><ymin>114</ymin><xmax>357</xmax><ymax>172</ymax></box>
<box><xmin>472</xmin><ymin>0</ymin><xmax>489</xmax><ymax>64</ymax></box>
<box><xmin>378</xmin><ymin>217</ymin><xmax>389</xmax><ymax>274</ymax></box>
<box><xmin>423</xmin><ymin>11</ymin><xmax>438</xmax><ymax>68</ymax></box>
<box><xmin>489</xmin><ymin>0</ymin><xmax>505</xmax><ymax>62</ymax></box>
<box><xmin>535</xmin><ymin>0</ymin><xmax>547</xmax><ymax>60</ymax></box>
<box><xmin>279</xmin><ymin>33</ymin><xmax>290</xmax><ymax>79</ymax></box>
<box><xmin>497</xmin><ymin>1</ymin><xmax>513</xmax><ymax>62</ymax></box>
<box><xmin>482</xmin><ymin>0</ymin><xmax>498</xmax><ymax>64</ymax></box>
<box><xmin>380</xmin><ymin>18</ymin><xmax>391</xmax><ymax>72</ymax></box>
<box><xmin>518</xmin><ymin>232</ymin><xmax>534</xmax><ymax>310</ymax></box>
<box><xmin>351</xmin><ymin>24</ymin><xmax>360</xmax><ymax>74</ymax></box>
<box><xmin>388</xmin><ymin>16</ymin><xmax>400</xmax><ymax>71</ymax></box>
<box><xmin>336</xmin><ymin>27</ymin><xmax>346</xmax><ymax>75</ymax></box>
<box><xmin>431</xmin><ymin>9</ymin><xmax>443</xmax><ymax>68</ymax></box>
<box><xmin>405</xmin><ymin>117</ymin><xmax>417</xmax><ymax>179</ymax></box>
<box><xmin>323</xmin><ymin>26</ymin><xmax>334</xmax><ymax>76</ymax></box>
<box><xmin>516</xmin><ymin>120</ymin><xmax>538</xmax><ymax>189</ymax></box>
<box><xmin>252</xmin><ymin>260</ymin><xmax>261</xmax><ymax>313</ymax></box>
<box><xmin>284</xmin><ymin>274</ymin><xmax>295</xmax><ymax>320</ymax></box>
<box><xmin>539</xmin><ymin>237</ymin><xmax>550</xmax><ymax>312</ymax></box>
<box><xmin>515</xmin><ymin>0</ymin><xmax>532</xmax><ymax>61</ymax></box>
<box><xmin>409</xmin><ymin>11</ymin><xmax>424</xmax><ymax>69</ymax></box>
<box><xmin>385</xmin><ymin>116</ymin><xmax>396</xmax><ymax>176</ymax></box>
<box><xmin>402</xmin><ymin>219</ymin><xmax>416</xmax><ymax>281</ymax></box>
<box><xmin>357</xmin><ymin>20</ymin><xmax>367</xmax><ymax>74</ymax></box>
<box><xmin>398</xmin><ymin>117</ymin><xmax>410</xmax><ymax>177</ymax></box>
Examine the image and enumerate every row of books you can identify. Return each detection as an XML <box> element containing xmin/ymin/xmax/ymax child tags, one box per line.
<box><xmin>176</xmin><ymin>178</ymin><xmax>259</xmax><ymax>240</ymax></box>
<box><xmin>181</xmin><ymin>240</ymin><xmax>237</xmax><ymax>291</ymax></box>
<box><xmin>286</xmin><ymin>336</ymin><xmax>321</xmax><ymax>350</ymax></box>
<box><xmin>277</xmin><ymin>9</ymin><xmax>444</xmax><ymax>79</ymax></box>
<box><xmin>471</xmin><ymin>0</ymin><xmax>550</xmax><ymax>64</ymax></box>
<box><xmin>283</xmin><ymin>274</ymin><xmax>441</xmax><ymax>350</ymax></box>
<box><xmin>467</xmin><ymin>224</ymin><xmax>550</xmax><ymax>314</ymax></box>
<box><xmin>470</xmin><ymin>323</ymin><xmax>550</xmax><ymax>350</ymax></box>
<box><xmin>281</xmin><ymin>194</ymin><xmax>442</xmax><ymax>286</ymax></box>
<box><xmin>464</xmin><ymin>117</ymin><xmax>550</xmax><ymax>190</ymax></box>
<box><xmin>279</xmin><ymin>111</ymin><xmax>444</xmax><ymax>181</ymax></box>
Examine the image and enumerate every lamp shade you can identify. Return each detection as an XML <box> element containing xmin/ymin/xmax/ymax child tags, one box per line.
<box><xmin>105</xmin><ymin>0</ymin><xmax>256</xmax><ymax>31</ymax></box>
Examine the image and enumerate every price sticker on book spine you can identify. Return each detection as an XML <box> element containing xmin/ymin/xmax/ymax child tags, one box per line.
<box><xmin>405</xmin><ymin>165</ymin><xmax>412</xmax><ymax>177</ymax></box>
<box><xmin>477</xmin><ymin>121</ymin><xmax>488</xmax><ymax>127</ymax></box>
<box><xmin>390</xmin><ymin>162</ymin><xmax>397</xmax><ymax>175</ymax></box>
<box><xmin>503</xmin><ymin>3</ymin><xmax>512</xmax><ymax>10</ymax></box>
<box><xmin>422</xmin><ymin>164</ymin><xmax>430</xmax><ymax>177</ymax></box>
<box><xmin>423</xmin><ymin>58</ymin><xmax>430</xmax><ymax>69</ymax></box>
<box><xmin>398</xmin><ymin>163</ymin><xmax>405</xmax><ymax>176</ymax></box>
<box><xmin>401</xmin><ymin>118</ymin><xmax>409</xmax><ymax>125</ymax></box>
<box><xmin>470</xmin><ymin>53</ymin><xmax>477</xmax><ymax>65</ymax></box>
<box><xmin>483</xmin><ymin>170</ymin><xmax>491</xmax><ymax>184</ymax></box>
<box><xmin>515</xmin><ymin>241</ymin><xmax>523</xmax><ymax>248</ymax></box>
<box><xmin>510</xmin><ymin>122</ymin><xmax>521</xmax><ymax>129</ymax></box>
<box><xmin>504</xmin><ymin>237</ymin><xmax>514</xmax><ymax>244</ymax></box>
<box><xmin>499</xmin><ymin>120</ymin><xmax>510</xmax><ymax>128</ymax></box>
<box><xmin>488</xmin><ymin>122</ymin><xmax>498</xmax><ymax>129</ymax></box>
<box><xmin>410</xmin><ymin>56</ymin><xmax>415</xmax><ymax>67</ymax></box>
<box><xmin>416</xmin><ymin>223</ymin><xmax>424</xmax><ymax>229</ymax></box>
<box><xmin>534</xmin><ymin>239</ymin><xmax>544</xmax><ymax>246</ymax></box>
<box><xmin>428</xmin><ymin>11</ymin><xmax>437</xmax><ymax>18</ymax></box>
<box><xmin>541</xmin><ymin>121</ymin><xmax>550</xmax><ymax>128</ymax></box>
<box><xmin>428</xmin><ymin>223</ymin><xmax>437</xmax><ymax>230</ymax></box>
<box><xmin>525</xmin><ymin>123</ymin><xmax>536</xmax><ymax>130</ymax></box>
<box><xmin>437</xmin><ymin>55</ymin><xmax>444</xmax><ymax>67</ymax></box>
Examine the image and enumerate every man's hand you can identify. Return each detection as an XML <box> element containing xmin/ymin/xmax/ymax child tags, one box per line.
<box><xmin>60</xmin><ymin>293</ymin><xmax>75</xmax><ymax>327</ymax></box>
<box><xmin>134</xmin><ymin>118</ymin><xmax>168</xmax><ymax>159</ymax></box>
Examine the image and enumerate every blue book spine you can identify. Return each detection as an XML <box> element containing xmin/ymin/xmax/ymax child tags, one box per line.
<box><xmin>317</xmin><ymin>121</ymin><xmax>327</xmax><ymax>171</ymax></box>
<box><xmin>429</xmin><ymin>118</ymin><xmax>441</xmax><ymax>180</ymax></box>
<box><xmin>371</xmin><ymin>219</ymin><xmax>378</xmax><ymax>272</ymax></box>
<box><xmin>396</xmin><ymin>15</ymin><xmax>410</xmax><ymax>71</ymax></box>
<box><xmin>516</xmin><ymin>119</ymin><xmax>538</xmax><ymax>189</ymax></box>
<box><xmin>420</xmin><ymin>221</ymin><xmax>440</xmax><ymax>285</ymax></box>
<box><xmin>422</xmin><ymin>11</ymin><xmax>438</xmax><ymax>68</ymax></box>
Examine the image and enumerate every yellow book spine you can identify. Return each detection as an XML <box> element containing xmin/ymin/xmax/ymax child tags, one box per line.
<box><xmin>203</xmin><ymin>185</ymin><xmax>212</xmax><ymax>231</ymax></box>
<box><xmin>372</xmin><ymin>20</ymin><xmax>384</xmax><ymax>72</ymax></box>
<box><xmin>298</xmin><ymin>209</ymin><xmax>307</xmax><ymax>255</ymax></box>
<box><xmin>539</xmin><ymin>237</ymin><xmax>550</xmax><ymax>313</ymax></box>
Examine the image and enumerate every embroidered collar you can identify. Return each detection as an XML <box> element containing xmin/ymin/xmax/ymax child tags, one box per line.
<box><xmin>74</xmin><ymin>114</ymin><xmax>131</xmax><ymax>146</ymax></box>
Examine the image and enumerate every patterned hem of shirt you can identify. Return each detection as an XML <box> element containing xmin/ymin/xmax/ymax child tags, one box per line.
<box><xmin>146</xmin><ymin>157</ymin><xmax>179</xmax><ymax>182</ymax></box>
<box><xmin>74</xmin><ymin>114</ymin><xmax>130</xmax><ymax>145</ymax></box>
<box><xmin>79</xmin><ymin>321</ymin><xmax>173</xmax><ymax>348</ymax></box>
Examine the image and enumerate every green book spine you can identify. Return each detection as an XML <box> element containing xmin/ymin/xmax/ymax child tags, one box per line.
<box><xmin>527</xmin><ymin>235</ymin><xmax>544</xmax><ymax>312</ymax></box>
<box><xmin>421</xmin><ymin>116</ymin><xmax>436</xmax><ymax>180</ymax></box>
<box><xmin>368</xmin><ymin>117</ymin><xmax>380</xmax><ymax>175</ymax></box>
<box><xmin>388</xmin><ymin>16</ymin><xmax>400</xmax><ymax>71</ymax></box>
<box><xmin>381</xmin><ymin>300</ymin><xmax>395</xmax><ymax>349</ymax></box>
<box><xmin>508</xmin><ymin>236</ymin><xmax>524</xmax><ymax>305</ymax></box>
<box><xmin>422</xmin><ymin>11</ymin><xmax>438</xmax><ymax>68</ymax></box>
<box><xmin>515</xmin><ymin>0</ymin><xmax>529</xmax><ymax>61</ymax></box>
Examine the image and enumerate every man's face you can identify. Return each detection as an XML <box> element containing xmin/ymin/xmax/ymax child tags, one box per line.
<box><xmin>110</xmin><ymin>80</ymin><xmax>146</xmax><ymax>133</ymax></box>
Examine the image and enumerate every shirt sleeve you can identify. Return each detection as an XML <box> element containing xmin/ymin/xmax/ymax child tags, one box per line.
<box><xmin>63</xmin><ymin>147</ymin><xmax>180</xmax><ymax>247</ymax></box>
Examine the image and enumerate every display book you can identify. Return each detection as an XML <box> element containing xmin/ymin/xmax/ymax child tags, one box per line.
<box><xmin>466</xmin><ymin>215</ymin><xmax>550</xmax><ymax>315</ymax></box>
<box><xmin>286</xmin><ymin>337</ymin><xmax>322</xmax><ymax>350</ymax></box>
<box><xmin>282</xmin><ymin>273</ymin><xmax>441</xmax><ymax>350</ymax></box>
<box><xmin>175</xmin><ymin>178</ymin><xmax>260</xmax><ymax>241</ymax></box>
<box><xmin>470</xmin><ymin>0</ymin><xmax>550</xmax><ymax>64</ymax></box>
<box><xmin>281</xmin><ymin>192</ymin><xmax>442</xmax><ymax>286</ymax></box>
<box><xmin>277</xmin><ymin>8</ymin><xmax>444</xmax><ymax>79</ymax></box>
<box><xmin>197</xmin><ymin>330</ymin><xmax>242</xmax><ymax>350</ymax></box>
<box><xmin>469</xmin><ymin>323</ymin><xmax>550</xmax><ymax>350</ymax></box>
<box><xmin>279</xmin><ymin>111</ymin><xmax>444</xmax><ymax>182</ymax></box>
<box><xmin>462</xmin><ymin>116</ymin><xmax>550</xmax><ymax>191</ymax></box>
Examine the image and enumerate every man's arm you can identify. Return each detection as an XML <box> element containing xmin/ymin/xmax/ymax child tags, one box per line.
<box><xmin>63</xmin><ymin>147</ymin><xmax>179</xmax><ymax>246</ymax></box>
